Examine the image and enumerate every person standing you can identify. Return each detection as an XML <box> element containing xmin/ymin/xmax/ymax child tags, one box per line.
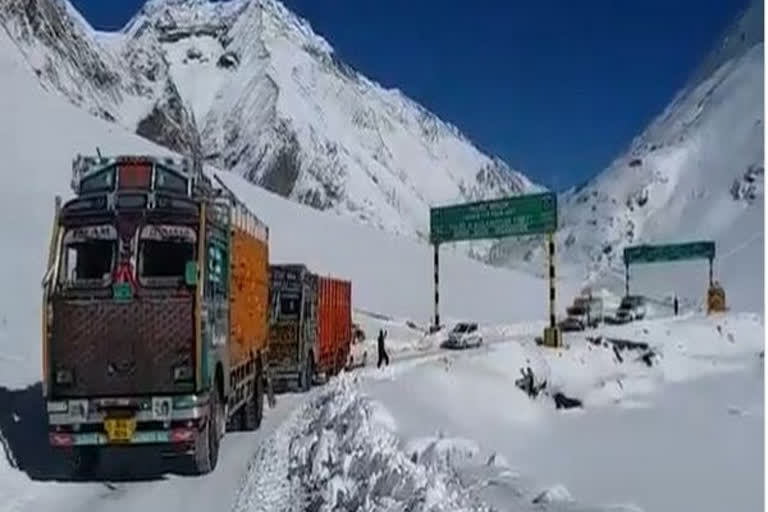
<box><xmin>377</xmin><ymin>329</ymin><xmax>390</xmax><ymax>368</ymax></box>
<box><xmin>673</xmin><ymin>295</ymin><xmax>679</xmax><ymax>316</ymax></box>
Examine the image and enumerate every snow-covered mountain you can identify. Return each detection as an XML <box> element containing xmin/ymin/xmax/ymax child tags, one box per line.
<box><xmin>490</xmin><ymin>0</ymin><xmax>764</xmax><ymax>309</ymax></box>
<box><xmin>0</xmin><ymin>0</ymin><xmax>538</xmax><ymax>240</ymax></box>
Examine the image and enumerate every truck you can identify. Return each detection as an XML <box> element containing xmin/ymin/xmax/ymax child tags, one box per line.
<box><xmin>268</xmin><ymin>264</ymin><xmax>352</xmax><ymax>392</ymax></box>
<box><xmin>560</xmin><ymin>295</ymin><xmax>604</xmax><ymax>331</ymax></box>
<box><xmin>41</xmin><ymin>154</ymin><xmax>273</xmax><ymax>476</ymax></box>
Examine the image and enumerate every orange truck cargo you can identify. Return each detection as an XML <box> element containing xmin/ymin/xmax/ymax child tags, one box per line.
<box><xmin>268</xmin><ymin>264</ymin><xmax>352</xmax><ymax>392</ymax></box>
<box><xmin>42</xmin><ymin>155</ymin><xmax>273</xmax><ymax>477</ymax></box>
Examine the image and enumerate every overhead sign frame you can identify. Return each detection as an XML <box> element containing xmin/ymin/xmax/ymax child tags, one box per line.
<box><xmin>430</xmin><ymin>192</ymin><xmax>557</xmax><ymax>244</ymax></box>
<box><xmin>428</xmin><ymin>191</ymin><xmax>561</xmax><ymax>347</ymax></box>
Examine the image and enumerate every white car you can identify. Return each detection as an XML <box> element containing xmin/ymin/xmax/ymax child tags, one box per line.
<box><xmin>614</xmin><ymin>295</ymin><xmax>648</xmax><ymax>323</ymax></box>
<box><xmin>346</xmin><ymin>325</ymin><xmax>370</xmax><ymax>369</ymax></box>
<box><xmin>442</xmin><ymin>322</ymin><xmax>483</xmax><ymax>349</ymax></box>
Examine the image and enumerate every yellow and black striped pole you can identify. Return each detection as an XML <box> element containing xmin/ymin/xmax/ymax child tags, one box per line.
<box><xmin>542</xmin><ymin>231</ymin><xmax>561</xmax><ymax>348</ymax></box>
<box><xmin>548</xmin><ymin>232</ymin><xmax>556</xmax><ymax>329</ymax></box>
<box><xmin>433</xmin><ymin>243</ymin><xmax>440</xmax><ymax>330</ymax></box>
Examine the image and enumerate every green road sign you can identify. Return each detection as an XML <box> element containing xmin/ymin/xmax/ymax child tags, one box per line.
<box><xmin>430</xmin><ymin>192</ymin><xmax>557</xmax><ymax>244</ymax></box>
<box><xmin>623</xmin><ymin>241</ymin><xmax>715</xmax><ymax>265</ymax></box>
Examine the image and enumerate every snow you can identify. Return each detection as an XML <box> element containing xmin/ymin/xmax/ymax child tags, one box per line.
<box><xmin>361</xmin><ymin>312</ymin><xmax>764</xmax><ymax>511</ymax></box>
<box><xmin>0</xmin><ymin>2</ymin><xmax>763</xmax><ymax>512</ymax></box>
<box><xmin>233</xmin><ymin>377</ymin><xmax>489</xmax><ymax>512</ymax></box>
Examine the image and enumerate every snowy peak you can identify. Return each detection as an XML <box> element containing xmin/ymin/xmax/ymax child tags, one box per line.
<box><xmin>1</xmin><ymin>0</ymin><xmax>538</xmax><ymax>243</ymax></box>
<box><xmin>123</xmin><ymin>0</ymin><xmax>249</xmax><ymax>40</ymax></box>
<box><xmin>0</xmin><ymin>0</ymin><xmax>126</xmax><ymax>121</ymax></box>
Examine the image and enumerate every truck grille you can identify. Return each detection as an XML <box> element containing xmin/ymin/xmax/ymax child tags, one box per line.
<box><xmin>268</xmin><ymin>324</ymin><xmax>298</xmax><ymax>366</ymax></box>
<box><xmin>51</xmin><ymin>297</ymin><xmax>195</xmax><ymax>397</ymax></box>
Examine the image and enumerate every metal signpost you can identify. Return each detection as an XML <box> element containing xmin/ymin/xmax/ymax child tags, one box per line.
<box><xmin>429</xmin><ymin>192</ymin><xmax>561</xmax><ymax>346</ymax></box>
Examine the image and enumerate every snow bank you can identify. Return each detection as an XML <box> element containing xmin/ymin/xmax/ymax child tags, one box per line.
<box><xmin>363</xmin><ymin>312</ymin><xmax>763</xmax><ymax>512</ymax></box>
<box><xmin>233</xmin><ymin>376</ymin><xmax>488</xmax><ymax>512</ymax></box>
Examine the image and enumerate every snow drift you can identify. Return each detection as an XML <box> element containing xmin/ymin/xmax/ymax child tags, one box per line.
<box><xmin>233</xmin><ymin>377</ymin><xmax>488</xmax><ymax>512</ymax></box>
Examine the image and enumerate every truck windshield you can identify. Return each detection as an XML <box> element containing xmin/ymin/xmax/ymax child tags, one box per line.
<box><xmin>138</xmin><ymin>224</ymin><xmax>196</xmax><ymax>284</ymax></box>
<box><xmin>60</xmin><ymin>225</ymin><xmax>117</xmax><ymax>287</ymax></box>
<box><xmin>280</xmin><ymin>295</ymin><xmax>300</xmax><ymax>316</ymax></box>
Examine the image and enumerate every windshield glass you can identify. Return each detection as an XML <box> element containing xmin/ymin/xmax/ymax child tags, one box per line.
<box><xmin>138</xmin><ymin>224</ymin><xmax>196</xmax><ymax>284</ymax></box>
<box><xmin>452</xmin><ymin>323</ymin><xmax>468</xmax><ymax>333</ymax></box>
<box><xmin>280</xmin><ymin>296</ymin><xmax>300</xmax><ymax>316</ymax></box>
<box><xmin>59</xmin><ymin>225</ymin><xmax>117</xmax><ymax>287</ymax></box>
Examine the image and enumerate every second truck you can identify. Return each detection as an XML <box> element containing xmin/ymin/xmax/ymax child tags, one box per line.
<box><xmin>268</xmin><ymin>264</ymin><xmax>352</xmax><ymax>392</ymax></box>
<box><xmin>42</xmin><ymin>154</ymin><xmax>273</xmax><ymax>476</ymax></box>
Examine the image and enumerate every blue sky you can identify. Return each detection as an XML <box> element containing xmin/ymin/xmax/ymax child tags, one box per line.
<box><xmin>71</xmin><ymin>0</ymin><xmax>748</xmax><ymax>190</ymax></box>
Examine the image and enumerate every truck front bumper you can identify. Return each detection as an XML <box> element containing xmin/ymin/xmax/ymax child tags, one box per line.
<box><xmin>47</xmin><ymin>394</ymin><xmax>209</xmax><ymax>447</ymax></box>
<box><xmin>270</xmin><ymin>365</ymin><xmax>304</xmax><ymax>392</ymax></box>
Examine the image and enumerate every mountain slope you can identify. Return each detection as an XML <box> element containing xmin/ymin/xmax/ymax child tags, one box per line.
<box><xmin>490</xmin><ymin>0</ymin><xmax>764</xmax><ymax>312</ymax></box>
<box><xmin>0</xmin><ymin>0</ymin><xmax>539</xmax><ymax>241</ymax></box>
<box><xmin>0</xmin><ymin>24</ymin><xmax>572</xmax><ymax>390</ymax></box>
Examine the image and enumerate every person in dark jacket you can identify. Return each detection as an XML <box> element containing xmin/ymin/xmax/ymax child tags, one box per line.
<box><xmin>377</xmin><ymin>329</ymin><xmax>390</xmax><ymax>368</ymax></box>
<box><xmin>673</xmin><ymin>295</ymin><xmax>679</xmax><ymax>316</ymax></box>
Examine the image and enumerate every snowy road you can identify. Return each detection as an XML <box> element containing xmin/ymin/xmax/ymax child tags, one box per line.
<box><xmin>3</xmin><ymin>394</ymin><xmax>306</xmax><ymax>512</ymax></box>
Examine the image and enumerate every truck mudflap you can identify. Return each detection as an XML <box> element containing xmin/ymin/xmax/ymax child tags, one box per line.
<box><xmin>47</xmin><ymin>394</ymin><xmax>209</xmax><ymax>448</ymax></box>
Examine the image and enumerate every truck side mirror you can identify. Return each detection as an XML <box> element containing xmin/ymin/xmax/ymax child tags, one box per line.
<box><xmin>185</xmin><ymin>261</ymin><xmax>198</xmax><ymax>286</ymax></box>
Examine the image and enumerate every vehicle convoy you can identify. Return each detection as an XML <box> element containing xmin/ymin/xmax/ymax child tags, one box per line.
<box><xmin>560</xmin><ymin>296</ymin><xmax>604</xmax><ymax>331</ymax></box>
<box><xmin>268</xmin><ymin>264</ymin><xmax>352</xmax><ymax>391</ymax></box>
<box><xmin>442</xmin><ymin>322</ymin><xmax>483</xmax><ymax>349</ymax></box>
<box><xmin>42</xmin><ymin>154</ymin><xmax>273</xmax><ymax>476</ymax></box>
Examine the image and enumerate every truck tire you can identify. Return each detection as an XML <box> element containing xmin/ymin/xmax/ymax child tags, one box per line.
<box><xmin>193</xmin><ymin>383</ymin><xmax>222</xmax><ymax>474</ymax></box>
<box><xmin>66</xmin><ymin>446</ymin><xmax>100</xmax><ymax>479</ymax></box>
<box><xmin>239</xmin><ymin>363</ymin><xmax>264</xmax><ymax>431</ymax></box>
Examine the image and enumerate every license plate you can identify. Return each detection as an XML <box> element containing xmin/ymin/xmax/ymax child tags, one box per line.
<box><xmin>104</xmin><ymin>418</ymin><xmax>137</xmax><ymax>443</ymax></box>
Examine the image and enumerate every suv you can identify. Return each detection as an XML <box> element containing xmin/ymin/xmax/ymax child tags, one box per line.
<box><xmin>614</xmin><ymin>295</ymin><xmax>647</xmax><ymax>323</ymax></box>
<box><xmin>443</xmin><ymin>322</ymin><xmax>483</xmax><ymax>349</ymax></box>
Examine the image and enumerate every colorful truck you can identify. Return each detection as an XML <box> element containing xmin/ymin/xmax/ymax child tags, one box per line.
<box><xmin>41</xmin><ymin>154</ymin><xmax>272</xmax><ymax>476</ymax></box>
<box><xmin>268</xmin><ymin>264</ymin><xmax>352</xmax><ymax>392</ymax></box>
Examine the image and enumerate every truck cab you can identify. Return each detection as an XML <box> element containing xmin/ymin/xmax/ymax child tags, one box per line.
<box><xmin>42</xmin><ymin>155</ymin><xmax>271</xmax><ymax>476</ymax></box>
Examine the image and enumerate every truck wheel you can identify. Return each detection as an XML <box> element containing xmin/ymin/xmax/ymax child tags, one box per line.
<box><xmin>240</xmin><ymin>364</ymin><xmax>264</xmax><ymax>431</ymax></box>
<box><xmin>193</xmin><ymin>383</ymin><xmax>222</xmax><ymax>474</ymax></box>
<box><xmin>66</xmin><ymin>446</ymin><xmax>100</xmax><ymax>479</ymax></box>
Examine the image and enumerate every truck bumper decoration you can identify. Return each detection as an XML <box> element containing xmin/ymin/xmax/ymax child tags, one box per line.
<box><xmin>47</xmin><ymin>395</ymin><xmax>208</xmax><ymax>446</ymax></box>
<box><xmin>49</xmin><ymin>428</ymin><xmax>198</xmax><ymax>447</ymax></box>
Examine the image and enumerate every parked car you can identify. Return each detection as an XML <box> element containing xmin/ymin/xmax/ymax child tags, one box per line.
<box><xmin>442</xmin><ymin>322</ymin><xmax>483</xmax><ymax>349</ymax></box>
<box><xmin>346</xmin><ymin>334</ymin><xmax>370</xmax><ymax>369</ymax></box>
<box><xmin>614</xmin><ymin>295</ymin><xmax>647</xmax><ymax>323</ymax></box>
